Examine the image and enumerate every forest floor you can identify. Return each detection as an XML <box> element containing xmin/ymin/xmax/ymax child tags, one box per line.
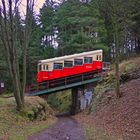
<box><xmin>0</xmin><ymin>96</ymin><xmax>56</xmax><ymax>140</ymax></box>
<box><xmin>75</xmin><ymin>77</ymin><xmax>140</xmax><ymax>140</ymax></box>
<box><xmin>74</xmin><ymin>56</ymin><xmax>140</xmax><ymax>140</ymax></box>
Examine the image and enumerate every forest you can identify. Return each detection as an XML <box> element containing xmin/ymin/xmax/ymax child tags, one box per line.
<box><xmin>0</xmin><ymin>0</ymin><xmax>140</xmax><ymax>109</ymax></box>
<box><xmin>0</xmin><ymin>0</ymin><xmax>140</xmax><ymax>139</ymax></box>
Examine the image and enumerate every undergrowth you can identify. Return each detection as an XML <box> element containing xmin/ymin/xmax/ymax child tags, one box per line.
<box><xmin>89</xmin><ymin>73</ymin><xmax>115</xmax><ymax>113</ymax></box>
<box><xmin>90</xmin><ymin>56</ymin><xmax>140</xmax><ymax>113</ymax></box>
<box><xmin>47</xmin><ymin>89</ymin><xmax>71</xmax><ymax>112</ymax></box>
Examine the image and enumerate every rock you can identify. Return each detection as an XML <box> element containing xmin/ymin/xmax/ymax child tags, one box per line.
<box><xmin>24</xmin><ymin>96</ymin><xmax>54</xmax><ymax>121</ymax></box>
<box><xmin>120</xmin><ymin>73</ymin><xmax>130</xmax><ymax>83</ymax></box>
<box><xmin>107</xmin><ymin>95</ymin><xmax>112</xmax><ymax>104</ymax></box>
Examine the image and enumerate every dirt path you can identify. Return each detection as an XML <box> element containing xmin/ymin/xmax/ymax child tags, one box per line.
<box><xmin>28</xmin><ymin>117</ymin><xmax>86</xmax><ymax>140</ymax></box>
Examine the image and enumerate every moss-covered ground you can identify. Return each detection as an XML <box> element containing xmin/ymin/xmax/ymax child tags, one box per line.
<box><xmin>0</xmin><ymin>96</ymin><xmax>56</xmax><ymax>140</ymax></box>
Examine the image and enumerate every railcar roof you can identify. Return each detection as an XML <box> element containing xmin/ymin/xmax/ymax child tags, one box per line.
<box><xmin>39</xmin><ymin>49</ymin><xmax>102</xmax><ymax>64</ymax></box>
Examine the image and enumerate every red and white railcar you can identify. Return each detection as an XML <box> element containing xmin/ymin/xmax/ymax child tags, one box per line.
<box><xmin>37</xmin><ymin>50</ymin><xmax>103</xmax><ymax>83</ymax></box>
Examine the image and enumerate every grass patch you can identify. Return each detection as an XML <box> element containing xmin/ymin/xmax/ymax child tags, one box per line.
<box><xmin>0</xmin><ymin>97</ymin><xmax>14</xmax><ymax>106</ymax></box>
<box><xmin>0</xmin><ymin>106</ymin><xmax>55</xmax><ymax>140</ymax></box>
<box><xmin>0</xmin><ymin>97</ymin><xmax>56</xmax><ymax>140</ymax></box>
<box><xmin>85</xmin><ymin>126</ymin><xmax>122</xmax><ymax>140</ymax></box>
<box><xmin>0</xmin><ymin>98</ymin><xmax>6</xmax><ymax>105</ymax></box>
<box><xmin>124</xmin><ymin>63</ymin><xmax>136</xmax><ymax>73</ymax></box>
<box><xmin>8</xmin><ymin>119</ymin><xmax>55</xmax><ymax>140</ymax></box>
<box><xmin>119</xmin><ymin>56</ymin><xmax>140</xmax><ymax>75</ymax></box>
<box><xmin>27</xmin><ymin>121</ymin><xmax>53</xmax><ymax>136</ymax></box>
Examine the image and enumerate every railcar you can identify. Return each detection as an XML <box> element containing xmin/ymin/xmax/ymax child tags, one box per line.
<box><xmin>37</xmin><ymin>50</ymin><xmax>103</xmax><ymax>87</ymax></box>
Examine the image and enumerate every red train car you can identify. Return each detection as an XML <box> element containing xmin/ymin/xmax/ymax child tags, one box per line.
<box><xmin>37</xmin><ymin>50</ymin><xmax>103</xmax><ymax>84</ymax></box>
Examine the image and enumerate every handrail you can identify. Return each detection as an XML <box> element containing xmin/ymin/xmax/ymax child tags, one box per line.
<box><xmin>26</xmin><ymin>70</ymin><xmax>100</xmax><ymax>94</ymax></box>
<box><xmin>103</xmin><ymin>62</ymin><xmax>111</xmax><ymax>70</ymax></box>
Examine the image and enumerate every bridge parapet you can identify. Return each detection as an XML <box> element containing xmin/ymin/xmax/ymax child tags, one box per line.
<box><xmin>26</xmin><ymin>76</ymin><xmax>103</xmax><ymax>96</ymax></box>
<box><xmin>103</xmin><ymin>62</ymin><xmax>111</xmax><ymax>71</ymax></box>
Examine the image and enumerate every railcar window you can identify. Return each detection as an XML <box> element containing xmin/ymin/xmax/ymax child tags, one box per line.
<box><xmin>43</xmin><ymin>65</ymin><xmax>45</xmax><ymax>70</ymax></box>
<box><xmin>46</xmin><ymin>65</ymin><xmax>48</xmax><ymax>70</ymax></box>
<box><xmin>64</xmin><ymin>61</ymin><xmax>73</xmax><ymax>67</ymax></box>
<box><xmin>53</xmin><ymin>63</ymin><xmax>63</xmax><ymax>70</ymax></box>
<box><xmin>97</xmin><ymin>55</ymin><xmax>101</xmax><ymax>60</ymax></box>
<box><xmin>38</xmin><ymin>64</ymin><xmax>42</xmax><ymax>71</ymax></box>
<box><xmin>39</xmin><ymin>65</ymin><xmax>42</xmax><ymax>71</ymax></box>
<box><xmin>97</xmin><ymin>55</ymin><xmax>98</xmax><ymax>60</ymax></box>
<box><xmin>84</xmin><ymin>57</ymin><xmax>92</xmax><ymax>64</ymax></box>
<box><xmin>43</xmin><ymin>65</ymin><xmax>48</xmax><ymax>71</ymax></box>
<box><xmin>74</xmin><ymin>59</ymin><xmax>83</xmax><ymax>66</ymax></box>
<box><xmin>99</xmin><ymin>55</ymin><xmax>101</xmax><ymax>60</ymax></box>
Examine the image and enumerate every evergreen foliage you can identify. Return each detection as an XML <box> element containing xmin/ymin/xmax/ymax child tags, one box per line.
<box><xmin>55</xmin><ymin>0</ymin><xmax>108</xmax><ymax>55</ymax></box>
<box><xmin>0</xmin><ymin>0</ymin><xmax>140</xmax><ymax>107</ymax></box>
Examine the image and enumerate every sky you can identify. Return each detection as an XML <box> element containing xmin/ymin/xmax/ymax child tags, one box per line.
<box><xmin>20</xmin><ymin>0</ymin><xmax>61</xmax><ymax>15</ymax></box>
<box><xmin>0</xmin><ymin>0</ymin><xmax>61</xmax><ymax>16</ymax></box>
<box><xmin>20</xmin><ymin>0</ymin><xmax>45</xmax><ymax>15</ymax></box>
<box><xmin>0</xmin><ymin>0</ymin><xmax>45</xmax><ymax>16</ymax></box>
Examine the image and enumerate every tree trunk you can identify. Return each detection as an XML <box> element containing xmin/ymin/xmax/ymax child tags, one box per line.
<box><xmin>0</xmin><ymin>0</ymin><xmax>34</xmax><ymax>111</ymax></box>
<box><xmin>115</xmin><ymin>27</ymin><xmax>121</xmax><ymax>98</ymax></box>
<box><xmin>138</xmin><ymin>38</ymin><xmax>140</xmax><ymax>53</ymax></box>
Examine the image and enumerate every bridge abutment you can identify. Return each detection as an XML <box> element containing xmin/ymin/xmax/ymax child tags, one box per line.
<box><xmin>70</xmin><ymin>84</ymin><xmax>94</xmax><ymax>115</ymax></box>
<box><xmin>71</xmin><ymin>87</ymin><xmax>79</xmax><ymax>115</ymax></box>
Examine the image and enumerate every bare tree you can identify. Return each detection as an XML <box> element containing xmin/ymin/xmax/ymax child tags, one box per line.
<box><xmin>108</xmin><ymin>0</ymin><xmax>135</xmax><ymax>98</ymax></box>
<box><xmin>106</xmin><ymin>0</ymin><xmax>122</xmax><ymax>98</ymax></box>
<box><xmin>0</xmin><ymin>0</ymin><xmax>34</xmax><ymax>110</ymax></box>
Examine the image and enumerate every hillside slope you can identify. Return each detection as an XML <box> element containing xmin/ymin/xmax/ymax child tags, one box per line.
<box><xmin>75</xmin><ymin>57</ymin><xmax>140</xmax><ymax>140</ymax></box>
